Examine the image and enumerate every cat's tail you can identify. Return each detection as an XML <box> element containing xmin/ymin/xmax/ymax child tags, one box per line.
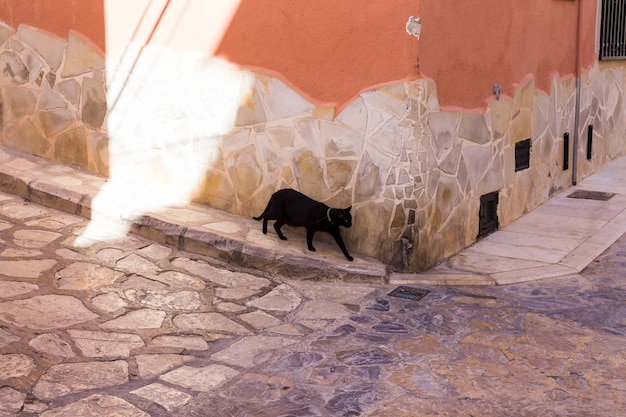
<box><xmin>253</xmin><ymin>203</ymin><xmax>271</xmax><ymax>220</ymax></box>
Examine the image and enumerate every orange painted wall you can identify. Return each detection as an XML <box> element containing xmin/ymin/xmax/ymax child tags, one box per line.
<box><xmin>215</xmin><ymin>0</ymin><xmax>421</xmax><ymax>110</ymax></box>
<box><xmin>419</xmin><ymin>0</ymin><xmax>598</xmax><ymax>110</ymax></box>
<box><xmin>0</xmin><ymin>0</ymin><xmax>105</xmax><ymax>52</ymax></box>
<box><xmin>0</xmin><ymin>0</ymin><xmax>600</xmax><ymax>111</ymax></box>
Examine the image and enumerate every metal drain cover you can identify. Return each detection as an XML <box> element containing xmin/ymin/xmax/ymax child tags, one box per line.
<box><xmin>388</xmin><ymin>286</ymin><xmax>430</xmax><ymax>301</ymax></box>
<box><xmin>568</xmin><ymin>190</ymin><xmax>615</xmax><ymax>201</ymax></box>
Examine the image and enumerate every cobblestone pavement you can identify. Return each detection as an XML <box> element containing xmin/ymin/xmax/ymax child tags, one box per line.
<box><xmin>1</xmin><ymin>190</ymin><xmax>626</xmax><ymax>416</ymax></box>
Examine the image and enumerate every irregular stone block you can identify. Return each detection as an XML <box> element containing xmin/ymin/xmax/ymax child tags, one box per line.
<box><xmin>17</xmin><ymin>25</ymin><xmax>65</xmax><ymax>71</ymax></box>
<box><xmin>40</xmin><ymin>394</ymin><xmax>148</xmax><ymax>417</ymax></box>
<box><xmin>37</xmin><ymin>108</ymin><xmax>75</xmax><ymax>136</ymax></box>
<box><xmin>428</xmin><ymin>111</ymin><xmax>460</xmax><ymax>159</ymax></box>
<box><xmin>131</xmin><ymin>383</ymin><xmax>192</xmax><ymax>412</ymax></box>
<box><xmin>3</xmin><ymin>87</ymin><xmax>37</xmax><ymax>122</ymax></box>
<box><xmin>0</xmin><ymin>51</ymin><xmax>28</xmax><ymax>84</ymax></box>
<box><xmin>100</xmin><ymin>309</ymin><xmax>166</xmax><ymax>330</ymax></box>
<box><xmin>2</xmin><ymin>119</ymin><xmax>50</xmax><ymax>157</ymax></box>
<box><xmin>0</xmin><ymin>353</ymin><xmax>35</xmax><ymax>379</ymax></box>
<box><xmin>0</xmin><ymin>294</ymin><xmax>97</xmax><ymax>330</ymax></box>
<box><xmin>29</xmin><ymin>333</ymin><xmax>75</xmax><ymax>357</ymax></box>
<box><xmin>210</xmin><ymin>335</ymin><xmax>297</xmax><ymax>367</ymax></box>
<box><xmin>459</xmin><ymin>112</ymin><xmax>491</xmax><ymax>144</ymax></box>
<box><xmin>55</xmin><ymin>262</ymin><xmax>124</xmax><ymax>290</ymax></box>
<box><xmin>68</xmin><ymin>330</ymin><xmax>144</xmax><ymax>357</ymax></box>
<box><xmin>173</xmin><ymin>312</ymin><xmax>250</xmax><ymax>335</ymax></box>
<box><xmin>261</xmin><ymin>75</ymin><xmax>314</xmax><ymax>121</ymax></box>
<box><xmin>160</xmin><ymin>364</ymin><xmax>238</xmax><ymax>391</ymax></box>
<box><xmin>61</xmin><ymin>31</ymin><xmax>105</xmax><ymax>77</ymax></box>
<box><xmin>81</xmin><ymin>77</ymin><xmax>107</xmax><ymax>129</ymax></box>
<box><xmin>246</xmin><ymin>284</ymin><xmax>302</xmax><ymax>312</ymax></box>
<box><xmin>0</xmin><ymin>259</ymin><xmax>57</xmax><ymax>279</ymax></box>
<box><xmin>54</xmin><ymin>126</ymin><xmax>88</xmax><ymax>168</ymax></box>
<box><xmin>0</xmin><ymin>386</ymin><xmax>26</xmax><ymax>416</ymax></box>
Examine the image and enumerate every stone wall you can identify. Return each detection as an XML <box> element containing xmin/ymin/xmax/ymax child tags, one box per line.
<box><xmin>1</xmin><ymin>23</ymin><xmax>626</xmax><ymax>271</ymax></box>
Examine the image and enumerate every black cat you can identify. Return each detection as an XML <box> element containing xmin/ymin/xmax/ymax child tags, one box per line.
<box><xmin>253</xmin><ymin>189</ymin><xmax>354</xmax><ymax>261</ymax></box>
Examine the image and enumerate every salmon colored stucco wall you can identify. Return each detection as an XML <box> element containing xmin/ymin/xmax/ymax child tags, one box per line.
<box><xmin>419</xmin><ymin>0</ymin><xmax>598</xmax><ymax>110</ymax></box>
<box><xmin>0</xmin><ymin>0</ymin><xmax>105</xmax><ymax>53</ymax></box>
<box><xmin>0</xmin><ymin>0</ymin><xmax>600</xmax><ymax>111</ymax></box>
<box><xmin>215</xmin><ymin>0</ymin><xmax>421</xmax><ymax>110</ymax></box>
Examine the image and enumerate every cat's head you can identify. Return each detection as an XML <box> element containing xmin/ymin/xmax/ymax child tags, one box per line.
<box><xmin>332</xmin><ymin>206</ymin><xmax>352</xmax><ymax>228</ymax></box>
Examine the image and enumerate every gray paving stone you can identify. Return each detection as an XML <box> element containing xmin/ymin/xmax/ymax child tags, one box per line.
<box><xmin>1</xmin><ymin>247</ymin><xmax>43</xmax><ymax>257</ymax></box>
<box><xmin>151</xmin><ymin>335</ymin><xmax>208</xmax><ymax>350</ymax></box>
<box><xmin>246</xmin><ymin>283</ymin><xmax>302</xmax><ymax>312</ymax></box>
<box><xmin>12</xmin><ymin>228</ymin><xmax>62</xmax><ymax>248</ymax></box>
<box><xmin>139</xmin><ymin>290</ymin><xmax>203</xmax><ymax>310</ymax></box>
<box><xmin>91</xmin><ymin>292</ymin><xmax>128</xmax><ymax>312</ymax></box>
<box><xmin>0</xmin><ymin>259</ymin><xmax>57</xmax><ymax>278</ymax></box>
<box><xmin>33</xmin><ymin>361</ymin><xmax>129</xmax><ymax>400</ymax></box>
<box><xmin>0</xmin><ymin>328</ymin><xmax>19</xmax><ymax>348</ymax></box>
<box><xmin>68</xmin><ymin>330</ymin><xmax>144</xmax><ymax>357</ymax></box>
<box><xmin>116</xmin><ymin>253</ymin><xmax>162</xmax><ymax>277</ymax></box>
<box><xmin>0</xmin><ymin>202</ymin><xmax>50</xmax><ymax>219</ymax></box>
<box><xmin>0</xmin><ymin>387</ymin><xmax>26</xmax><ymax>417</ymax></box>
<box><xmin>135</xmin><ymin>354</ymin><xmax>193</xmax><ymax>380</ymax></box>
<box><xmin>100</xmin><ymin>309</ymin><xmax>166</xmax><ymax>330</ymax></box>
<box><xmin>210</xmin><ymin>335</ymin><xmax>298</xmax><ymax>367</ymax></box>
<box><xmin>153</xmin><ymin>270</ymin><xmax>206</xmax><ymax>289</ymax></box>
<box><xmin>295</xmin><ymin>299</ymin><xmax>353</xmax><ymax>320</ymax></box>
<box><xmin>0</xmin><ymin>281</ymin><xmax>38</xmax><ymax>298</ymax></box>
<box><xmin>172</xmin><ymin>257</ymin><xmax>271</xmax><ymax>288</ymax></box>
<box><xmin>0</xmin><ymin>354</ymin><xmax>35</xmax><ymax>379</ymax></box>
<box><xmin>159</xmin><ymin>364</ymin><xmax>239</xmax><ymax>391</ymax></box>
<box><xmin>238</xmin><ymin>310</ymin><xmax>281</xmax><ymax>329</ymax></box>
<box><xmin>40</xmin><ymin>394</ymin><xmax>149</xmax><ymax>417</ymax></box>
<box><xmin>0</xmin><ymin>294</ymin><xmax>98</xmax><ymax>329</ymax></box>
<box><xmin>130</xmin><ymin>383</ymin><xmax>192</xmax><ymax>411</ymax></box>
<box><xmin>215</xmin><ymin>287</ymin><xmax>258</xmax><ymax>300</ymax></box>
<box><xmin>173</xmin><ymin>312</ymin><xmax>250</xmax><ymax>335</ymax></box>
<box><xmin>55</xmin><ymin>262</ymin><xmax>125</xmax><ymax>290</ymax></box>
<box><xmin>29</xmin><ymin>333</ymin><xmax>76</xmax><ymax>357</ymax></box>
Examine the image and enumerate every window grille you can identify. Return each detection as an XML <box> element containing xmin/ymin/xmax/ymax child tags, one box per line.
<box><xmin>600</xmin><ymin>0</ymin><xmax>626</xmax><ymax>60</ymax></box>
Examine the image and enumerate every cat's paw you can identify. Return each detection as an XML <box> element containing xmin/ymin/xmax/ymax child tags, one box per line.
<box><xmin>346</xmin><ymin>255</ymin><xmax>354</xmax><ymax>261</ymax></box>
<box><xmin>279</xmin><ymin>236</ymin><xmax>288</xmax><ymax>241</ymax></box>
<box><xmin>308</xmin><ymin>246</ymin><xmax>316</xmax><ymax>252</ymax></box>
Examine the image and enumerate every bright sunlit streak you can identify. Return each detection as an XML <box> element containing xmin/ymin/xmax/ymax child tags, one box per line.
<box><xmin>75</xmin><ymin>0</ymin><xmax>249</xmax><ymax>247</ymax></box>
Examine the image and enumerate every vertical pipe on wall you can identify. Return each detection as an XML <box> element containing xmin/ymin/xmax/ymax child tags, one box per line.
<box><xmin>572</xmin><ymin>0</ymin><xmax>584</xmax><ymax>185</ymax></box>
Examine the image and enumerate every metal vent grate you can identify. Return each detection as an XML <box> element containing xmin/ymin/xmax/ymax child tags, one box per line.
<box><xmin>478</xmin><ymin>191</ymin><xmax>499</xmax><ymax>238</ymax></box>
<box><xmin>568</xmin><ymin>190</ymin><xmax>615</xmax><ymax>201</ymax></box>
<box><xmin>515</xmin><ymin>138</ymin><xmax>531</xmax><ymax>172</ymax></box>
<box><xmin>388</xmin><ymin>286</ymin><xmax>430</xmax><ymax>301</ymax></box>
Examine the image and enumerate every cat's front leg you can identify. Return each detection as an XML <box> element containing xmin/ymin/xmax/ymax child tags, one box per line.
<box><xmin>331</xmin><ymin>231</ymin><xmax>353</xmax><ymax>261</ymax></box>
<box><xmin>306</xmin><ymin>228</ymin><xmax>316</xmax><ymax>252</ymax></box>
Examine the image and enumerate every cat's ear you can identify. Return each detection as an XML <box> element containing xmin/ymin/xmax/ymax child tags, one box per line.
<box><xmin>346</xmin><ymin>206</ymin><xmax>352</xmax><ymax>212</ymax></box>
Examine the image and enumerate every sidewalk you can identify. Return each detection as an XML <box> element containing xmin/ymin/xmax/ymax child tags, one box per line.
<box><xmin>1</xmin><ymin>144</ymin><xmax>625</xmax><ymax>286</ymax></box>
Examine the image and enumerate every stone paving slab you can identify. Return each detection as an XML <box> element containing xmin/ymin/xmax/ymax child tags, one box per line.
<box><xmin>0</xmin><ymin>187</ymin><xmax>625</xmax><ymax>415</ymax></box>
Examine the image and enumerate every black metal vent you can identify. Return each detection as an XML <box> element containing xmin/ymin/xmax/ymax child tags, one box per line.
<box><xmin>515</xmin><ymin>138</ymin><xmax>531</xmax><ymax>172</ymax></box>
<box><xmin>568</xmin><ymin>190</ymin><xmax>615</xmax><ymax>201</ymax></box>
<box><xmin>388</xmin><ymin>286</ymin><xmax>430</xmax><ymax>301</ymax></box>
<box><xmin>478</xmin><ymin>191</ymin><xmax>499</xmax><ymax>238</ymax></box>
